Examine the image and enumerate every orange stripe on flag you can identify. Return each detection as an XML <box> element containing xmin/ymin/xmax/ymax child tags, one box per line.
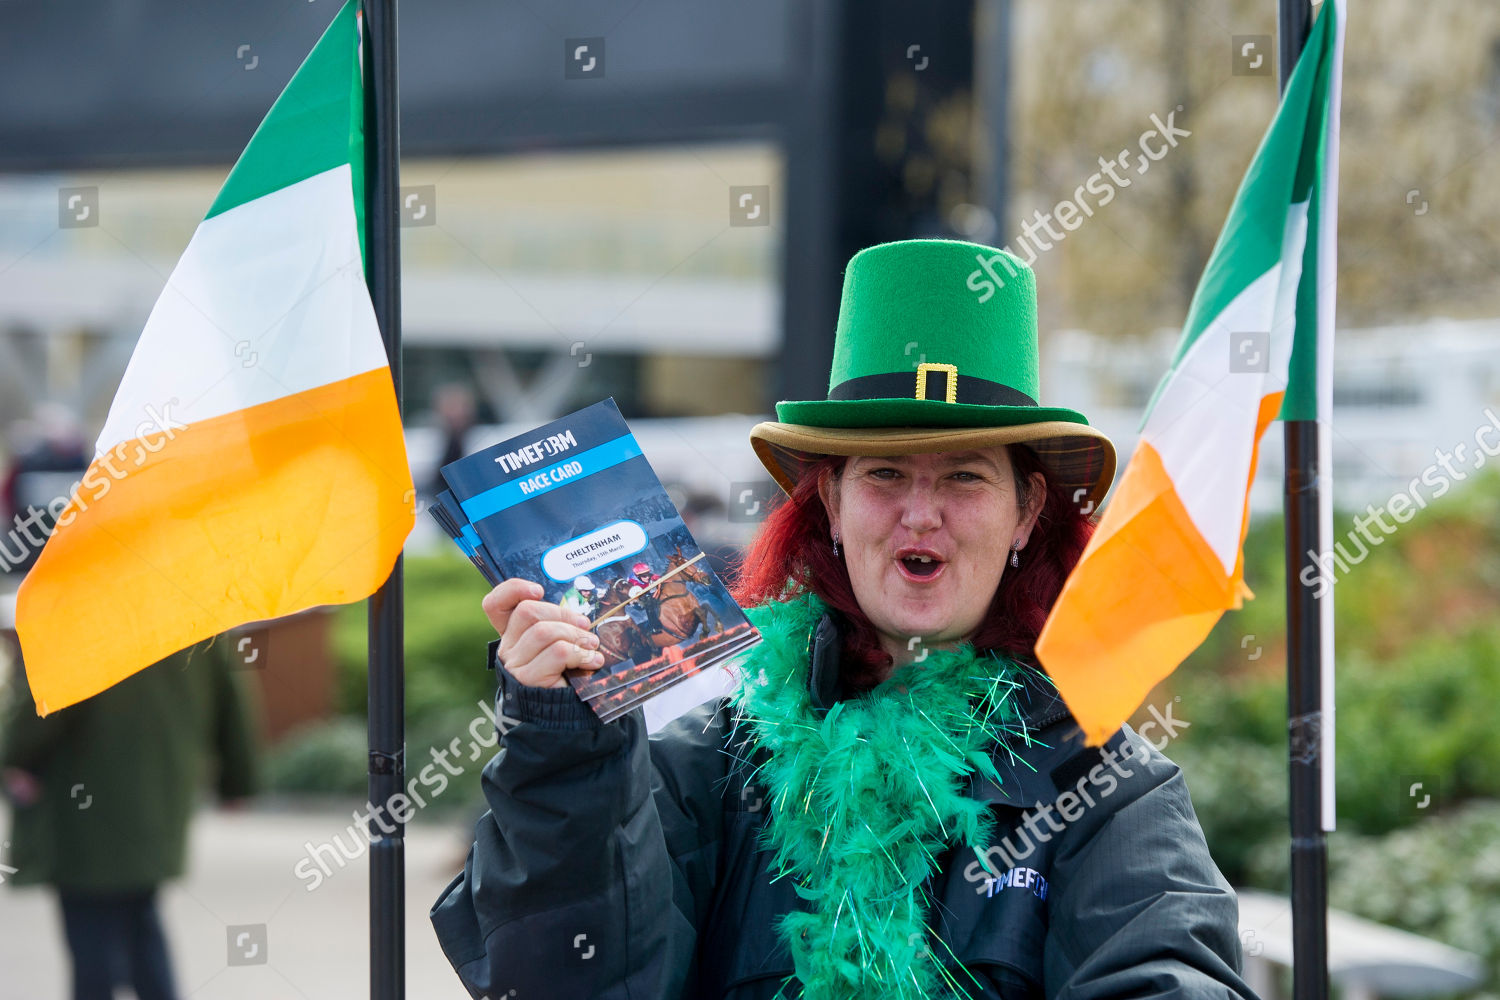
<box><xmin>1036</xmin><ymin>392</ymin><xmax>1283</xmax><ymax>745</ymax></box>
<box><xmin>17</xmin><ymin>368</ymin><xmax>412</xmax><ymax>715</ymax></box>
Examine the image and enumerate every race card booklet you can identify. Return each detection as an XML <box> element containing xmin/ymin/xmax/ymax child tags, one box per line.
<box><xmin>431</xmin><ymin>489</ymin><xmax>500</xmax><ymax>586</ymax></box>
<box><xmin>434</xmin><ymin>398</ymin><xmax>760</xmax><ymax>724</ymax></box>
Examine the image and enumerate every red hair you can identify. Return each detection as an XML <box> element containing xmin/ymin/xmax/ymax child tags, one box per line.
<box><xmin>731</xmin><ymin>447</ymin><xmax>1096</xmax><ymax>692</ymax></box>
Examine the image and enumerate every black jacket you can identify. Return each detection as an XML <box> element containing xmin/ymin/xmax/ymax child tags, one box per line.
<box><xmin>431</xmin><ymin>610</ymin><xmax>1256</xmax><ymax>999</ymax></box>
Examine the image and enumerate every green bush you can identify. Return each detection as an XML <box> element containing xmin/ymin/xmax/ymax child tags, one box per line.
<box><xmin>1169</xmin><ymin>617</ymin><xmax>1500</xmax><ymax>888</ymax></box>
<box><xmin>1333</xmin><ymin>629</ymin><xmax>1500</xmax><ymax>834</ymax></box>
<box><xmin>331</xmin><ymin>553</ymin><xmax>498</xmax><ymax>727</ymax></box>
<box><xmin>267</xmin><ymin>702</ymin><xmax>497</xmax><ymax>814</ymax></box>
<box><xmin>1162</xmin><ymin>473</ymin><xmax>1500</xmax><ymax>887</ymax></box>
<box><xmin>269</xmin><ymin>553</ymin><xmax>501</xmax><ymax>802</ymax></box>
<box><xmin>1324</xmin><ymin>802</ymin><xmax>1500</xmax><ymax>999</ymax></box>
<box><xmin>402</xmin><ymin>702</ymin><xmax>498</xmax><ymax>814</ymax></box>
<box><xmin>267</xmin><ymin>716</ymin><xmax>369</xmax><ymax>796</ymax></box>
<box><xmin>1165</xmin><ymin>737</ymin><xmax>1288</xmax><ymax>885</ymax></box>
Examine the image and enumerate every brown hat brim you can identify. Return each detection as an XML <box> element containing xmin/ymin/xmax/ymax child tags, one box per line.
<box><xmin>749</xmin><ymin>420</ymin><xmax>1117</xmax><ymax>512</ymax></box>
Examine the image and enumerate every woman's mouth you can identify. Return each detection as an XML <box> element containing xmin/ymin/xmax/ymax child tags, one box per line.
<box><xmin>896</xmin><ymin>549</ymin><xmax>945</xmax><ymax>582</ymax></box>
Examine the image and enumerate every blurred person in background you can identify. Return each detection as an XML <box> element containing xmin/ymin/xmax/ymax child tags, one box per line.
<box><xmin>2</xmin><ymin>407</ymin><xmax>89</xmax><ymax>577</ymax></box>
<box><xmin>426</xmin><ymin>382</ymin><xmax>477</xmax><ymax>497</ymax></box>
<box><xmin>0</xmin><ymin>627</ymin><xmax>261</xmax><ymax>1000</ymax></box>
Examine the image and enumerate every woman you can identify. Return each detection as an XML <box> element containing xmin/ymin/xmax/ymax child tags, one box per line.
<box><xmin>431</xmin><ymin>239</ymin><xmax>1254</xmax><ymax>1000</ymax></box>
<box><xmin>2</xmin><ymin>631</ymin><xmax>260</xmax><ymax>1000</ymax></box>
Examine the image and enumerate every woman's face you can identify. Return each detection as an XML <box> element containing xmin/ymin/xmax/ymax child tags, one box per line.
<box><xmin>819</xmin><ymin>447</ymin><xmax>1045</xmax><ymax>665</ymax></box>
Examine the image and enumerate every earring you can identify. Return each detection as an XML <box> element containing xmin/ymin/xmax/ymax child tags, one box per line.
<box><xmin>1010</xmin><ymin>544</ymin><xmax>1021</xmax><ymax>568</ymax></box>
<box><xmin>832</xmin><ymin>530</ymin><xmax>842</xmax><ymax>558</ymax></box>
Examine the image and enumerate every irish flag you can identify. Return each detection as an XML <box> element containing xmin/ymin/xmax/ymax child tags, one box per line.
<box><xmin>1037</xmin><ymin>0</ymin><xmax>1344</xmax><ymax>746</ymax></box>
<box><xmin>18</xmin><ymin>0</ymin><xmax>413</xmax><ymax>714</ymax></box>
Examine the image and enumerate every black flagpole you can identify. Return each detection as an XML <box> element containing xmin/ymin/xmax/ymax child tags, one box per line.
<box><xmin>363</xmin><ymin>0</ymin><xmax>405</xmax><ymax>997</ymax></box>
<box><xmin>1278</xmin><ymin>2</ymin><xmax>1329</xmax><ymax>999</ymax></box>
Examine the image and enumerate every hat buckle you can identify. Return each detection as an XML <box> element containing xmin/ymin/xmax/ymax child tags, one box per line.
<box><xmin>914</xmin><ymin>362</ymin><xmax>959</xmax><ymax>404</ymax></box>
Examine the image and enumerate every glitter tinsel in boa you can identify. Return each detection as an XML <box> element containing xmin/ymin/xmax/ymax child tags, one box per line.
<box><xmin>729</xmin><ymin>593</ymin><xmax>1033</xmax><ymax>1000</ymax></box>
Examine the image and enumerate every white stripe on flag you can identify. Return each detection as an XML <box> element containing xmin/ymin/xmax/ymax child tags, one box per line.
<box><xmin>1142</xmin><ymin>201</ymin><xmax>1309</xmax><ymax>575</ymax></box>
<box><xmin>97</xmin><ymin>164</ymin><xmax>388</xmax><ymax>454</ymax></box>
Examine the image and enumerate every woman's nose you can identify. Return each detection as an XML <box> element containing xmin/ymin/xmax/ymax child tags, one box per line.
<box><xmin>898</xmin><ymin>485</ymin><xmax>943</xmax><ymax>532</ymax></box>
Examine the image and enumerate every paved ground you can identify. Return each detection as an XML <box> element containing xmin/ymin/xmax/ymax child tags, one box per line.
<box><xmin>0</xmin><ymin>801</ymin><xmax>479</xmax><ymax>998</ymax></box>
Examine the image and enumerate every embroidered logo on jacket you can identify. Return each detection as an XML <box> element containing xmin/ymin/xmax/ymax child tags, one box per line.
<box><xmin>982</xmin><ymin>866</ymin><xmax>1049</xmax><ymax>900</ymax></box>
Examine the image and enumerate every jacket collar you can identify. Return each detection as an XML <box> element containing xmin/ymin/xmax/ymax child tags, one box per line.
<box><xmin>806</xmin><ymin>609</ymin><xmax>1072</xmax><ymax>732</ymax></box>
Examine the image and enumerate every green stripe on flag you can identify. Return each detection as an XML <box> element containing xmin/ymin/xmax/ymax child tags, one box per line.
<box><xmin>1144</xmin><ymin>4</ymin><xmax>1336</xmax><ymax>420</ymax></box>
<box><xmin>207</xmin><ymin>0</ymin><xmax>364</xmax><ymax>225</ymax></box>
<box><xmin>1281</xmin><ymin>1</ymin><xmax>1339</xmax><ymax>422</ymax></box>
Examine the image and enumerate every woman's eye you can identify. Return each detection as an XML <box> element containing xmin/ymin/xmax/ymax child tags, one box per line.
<box><xmin>951</xmin><ymin>470</ymin><xmax>983</xmax><ymax>482</ymax></box>
<box><xmin>868</xmin><ymin>467</ymin><xmax>901</xmax><ymax>480</ymax></box>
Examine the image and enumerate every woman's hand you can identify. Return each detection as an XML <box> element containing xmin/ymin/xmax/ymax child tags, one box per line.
<box><xmin>483</xmin><ymin>579</ymin><xmax>605</xmax><ymax>689</ymax></box>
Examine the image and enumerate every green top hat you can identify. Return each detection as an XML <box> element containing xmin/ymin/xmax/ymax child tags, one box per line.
<box><xmin>751</xmin><ymin>238</ymin><xmax>1116</xmax><ymax>507</ymax></box>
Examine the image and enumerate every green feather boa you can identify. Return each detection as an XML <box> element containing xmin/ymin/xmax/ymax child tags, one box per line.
<box><xmin>729</xmin><ymin>593</ymin><xmax>1032</xmax><ymax>1000</ymax></box>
